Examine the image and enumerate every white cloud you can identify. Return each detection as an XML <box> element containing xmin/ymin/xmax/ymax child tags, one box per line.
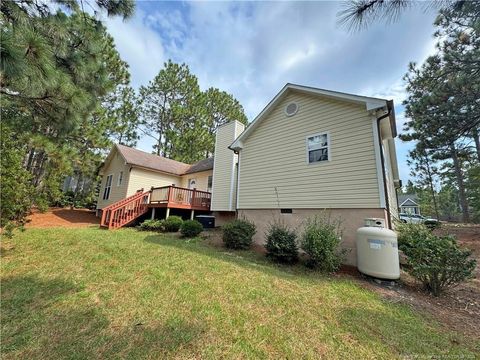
<box><xmin>104</xmin><ymin>2</ymin><xmax>441</xmax><ymax>180</ymax></box>
<box><xmin>104</xmin><ymin>10</ymin><xmax>166</xmax><ymax>88</ymax></box>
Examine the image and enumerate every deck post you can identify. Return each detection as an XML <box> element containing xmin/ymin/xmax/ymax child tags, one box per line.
<box><xmin>166</xmin><ymin>207</ymin><xmax>170</xmax><ymax>219</ymax></box>
<box><xmin>151</xmin><ymin>207</ymin><xmax>156</xmax><ymax>220</ymax></box>
<box><xmin>190</xmin><ymin>210</ymin><xmax>195</xmax><ymax>220</ymax></box>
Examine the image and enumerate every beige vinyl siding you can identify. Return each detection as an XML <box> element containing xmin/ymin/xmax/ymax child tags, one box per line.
<box><xmin>126</xmin><ymin>168</ymin><xmax>181</xmax><ymax>197</ymax></box>
<box><xmin>180</xmin><ymin>170</ymin><xmax>213</xmax><ymax>192</ymax></box>
<box><xmin>238</xmin><ymin>92</ymin><xmax>381</xmax><ymax>209</ymax></box>
<box><xmin>97</xmin><ymin>152</ymin><xmax>129</xmax><ymax>209</ymax></box>
<box><xmin>211</xmin><ymin>121</ymin><xmax>244</xmax><ymax>211</ymax></box>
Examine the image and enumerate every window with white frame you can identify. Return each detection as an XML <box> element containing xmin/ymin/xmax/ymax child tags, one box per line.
<box><xmin>103</xmin><ymin>174</ymin><xmax>113</xmax><ymax>200</ymax></box>
<box><xmin>117</xmin><ymin>171</ymin><xmax>123</xmax><ymax>186</ymax></box>
<box><xmin>307</xmin><ymin>133</ymin><xmax>329</xmax><ymax>163</ymax></box>
<box><xmin>207</xmin><ymin>175</ymin><xmax>213</xmax><ymax>192</ymax></box>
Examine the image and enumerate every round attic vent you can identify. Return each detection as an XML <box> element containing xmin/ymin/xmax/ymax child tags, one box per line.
<box><xmin>285</xmin><ymin>102</ymin><xmax>298</xmax><ymax>116</ymax></box>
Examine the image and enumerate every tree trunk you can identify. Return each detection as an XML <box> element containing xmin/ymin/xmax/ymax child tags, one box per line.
<box><xmin>473</xmin><ymin>128</ymin><xmax>480</xmax><ymax>162</ymax></box>
<box><xmin>424</xmin><ymin>154</ymin><xmax>440</xmax><ymax>219</ymax></box>
<box><xmin>450</xmin><ymin>144</ymin><xmax>470</xmax><ymax>223</ymax></box>
<box><xmin>25</xmin><ymin>148</ymin><xmax>36</xmax><ymax>172</ymax></box>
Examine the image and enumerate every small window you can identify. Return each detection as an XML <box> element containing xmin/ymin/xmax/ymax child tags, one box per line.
<box><xmin>207</xmin><ymin>175</ymin><xmax>213</xmax><ymax>192</ymax></box>
<box><xmin>117</xmin><ymin>171</ymin><xmax>123</xmax><ymax>186</ymax></box>
<box><xmin>103</xmin><ymin>174</ymin><xmax>113</xmax><ymax>200</ymax></box>
<box><xmin>306</xmin><ymin>133</ymin><xmax>329</xmax><ymax>164</ymax></box>
<box><xmin>280</xmin><ymin>209</ymin><xmax>293</xmax><ymax>214</ymax></box>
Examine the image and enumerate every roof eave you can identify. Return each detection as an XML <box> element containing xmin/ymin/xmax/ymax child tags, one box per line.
<box><xmin>230</xmin><ymin>83</ymin><xmax>388</xmax><ymax>150</ymax></box>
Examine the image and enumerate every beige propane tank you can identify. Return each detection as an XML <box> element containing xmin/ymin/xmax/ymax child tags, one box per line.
<box><xmin>356</xmin><ymin>218</ymin><xmax>400</xmax><ymax>280</ymax></box>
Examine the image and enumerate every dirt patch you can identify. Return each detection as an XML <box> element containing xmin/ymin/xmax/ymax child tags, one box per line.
<box><xmin>26</xmin><ymin>208</ymin><xmax>99</xmax><ymax>228</ymax></box>
<box><xmin>357</xmin><ymin>224</ymin><xmax>480</xmax><ymax>339</ymax></box>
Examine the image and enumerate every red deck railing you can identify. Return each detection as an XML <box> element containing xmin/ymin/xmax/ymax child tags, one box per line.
<box><xmin>150</xmin><ymin>185</ymin><xmax>211</xmax><ymax>211</ymax></box>
<box><xmin>100</xmin><ymin>189</ymin><xmax>150</xmax><ymax>229</ymax></box>
<box><xmin>100</xmin><ymin>186</ymin><xmax>211</xmax><ymax>230</ymax></box>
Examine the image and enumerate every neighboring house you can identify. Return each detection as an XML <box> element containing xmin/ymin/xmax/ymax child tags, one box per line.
<box><xmin>398</xmin><ymin>194</ymin><xmax>420</xmax><ymax>215</ymax></box>
<box><xmin>97</xmin><ymin>83</ymin><xmax>401</xmax><ymax>265</ymax></box>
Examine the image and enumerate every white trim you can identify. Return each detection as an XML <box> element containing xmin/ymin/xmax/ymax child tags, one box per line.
<box><xmin>305</xmin><ymin>132</ymin><xmax>331</xmax><ymax>164</ymax></box>
<box><xmin>117</xmin><ymin>171</ymin><xmax>123</xmax><ymax>186</ymax></box>
<box><xmin>400</xmin><ymin>198</ymin><xmax>419</xmax><ymax>207</ymax></box>
<box><xmin>230</xmin><ymin>83</ymin><xmax>388</xmax><ymax>150</ymax></box>
<box><xmin>228</xmin><ymin>151</ymin><xmax>237</xmax><ymax>212</ymax></box>
<box><xmin>372</xmin><ymin>118</ymin><xmax>386</xmax><ymax>208</ymax></box>
<box><xmin>103</xmin><ymin>173</ymin><xmax>113</xmax><ymax>200</ymax></box>
<box><xmin>284</xmin><ymin>102</ymin><xmax>298</xmax><ymax>116</ymax></box>
<box><xmin>236</xmin><ymin>150</ymin><xmax>241</xmax><ymax>210</ymax></box>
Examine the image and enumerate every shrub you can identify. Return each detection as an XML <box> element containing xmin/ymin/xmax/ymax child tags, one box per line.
<box><xmin>300</xmin><ymin>215</ymin><xmax>346</xmax><ymax>272</ymax></box>
<box><xmin>163</xmin><ymin>216</ymin><xmax>183</xmax><ymax>232</ymax></box>
<box><xmin>396</xmin><ymin>222</ymin><xmax>432</xmax><ymax>253</ymax></box>
<box><xmin>222</xmin><ymin>219</ymin><xmax>256</xmax><ymax>249</ymax></box>
<box><xmin>180</xmin><ymin>220</ymin><xmax>203</xmax><ymax>238</ymax></box>
<box><xmin>265</xmin><ymin>220</ymin><xmax>298</xmax><ymax>263</ymax></box>
<box><xmin>140</xmin><ymin>219</ymin><xmax>164</xmax><ymax>231</ymax></box>
<box><xmin>397</xmin><ymin>224</ymin><xmax>476</xmax><ymax>296</ymax></box>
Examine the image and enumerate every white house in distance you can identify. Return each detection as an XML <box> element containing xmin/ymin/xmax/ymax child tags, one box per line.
<box><xmin>97</xmin><ymin>83</ymin><xmax>400</xmax><ymax>265</ymax></box>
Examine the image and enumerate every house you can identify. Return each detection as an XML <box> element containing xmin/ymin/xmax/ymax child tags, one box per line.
<box><xmin>97</xmin><ymin>83</ymin><xmax>400</xmax><ymax>265</ymax></box>
<box><xmin>398</xmin><ymin>194</ymin><xmax>420</xmax><ymax>215</ymax></box>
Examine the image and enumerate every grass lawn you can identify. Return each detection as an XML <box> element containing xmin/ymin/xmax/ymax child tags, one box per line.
<box><xmin>1</xmin><ymin>227</ymin><xmax>478</xmax><ymax>359</ymax></box>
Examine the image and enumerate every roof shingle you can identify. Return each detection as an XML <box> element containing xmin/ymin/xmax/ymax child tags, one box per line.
<box><xmin>115</xmin><ymin>144</ymin><xmax>213</xmax><ymax>176</ymax></box>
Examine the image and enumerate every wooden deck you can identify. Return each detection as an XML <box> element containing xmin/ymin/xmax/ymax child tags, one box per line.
<box><xmin>100</xmin><ymin>186</ymin><xmax>212</xmax><ymax>229</ymax></box>
<box><xmin>149</xmin><ymin>185</ymin><xmax>211</xmax><ymax>211</ymax></box>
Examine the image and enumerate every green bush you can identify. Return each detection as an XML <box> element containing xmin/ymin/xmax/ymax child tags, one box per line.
<box><xmin>180</xmin><ymin>220</ymin><xmax>203</xmax><ymax>238</ymax></box>
<box><xmin>300</xmin><ymin>215</ymin><xmax>346</xmax><ymax>272</ymax></box>
<box><xmin>396</xmin><ymin>222</ymin><xmax>432</xmax><ymax>253</ymax></box>
<box><xmin>397</xmin><ymin>223</ymin><xmax>476</xmax><ymax>296</ymax></box>
<box><xmin>265</xmin><ymin>220</ymin><xmax>298</xmax><ymax>263</ymax></box>
<box><xmin>139</xmin><ymin>219</ymin><xmax>164</xmax><ymax>231</ymax></box>
<box><xmin>163</xmin><ymin>216</ymin><xmax>183</xmax><ymax>232</ymax></box>
<box><xmin>222</xmin><ymin>219</ymin><xmax>256</xmax><ymax>249</ymax></box>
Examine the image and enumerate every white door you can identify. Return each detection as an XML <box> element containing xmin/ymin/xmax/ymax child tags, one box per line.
<box><xmin>188</xmin><ymin>178</ymin><xmax>196</xmax><ymax>189</ymax></box>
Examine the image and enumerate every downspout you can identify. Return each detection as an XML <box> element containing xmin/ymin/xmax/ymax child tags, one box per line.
<box><xmin>376</xmin><ymin>103</ymin><xmax>393</xmax><ymax>229</ymax></box>
<box><xmin>228</xmin><ymin>145</ymin><xmax>240</xmax><ymax>217</ymax></box>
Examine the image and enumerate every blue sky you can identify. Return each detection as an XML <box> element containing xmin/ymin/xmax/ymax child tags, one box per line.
<box><xmin>102</xmin><ymin>1</ymin><xmax>440</xmax><ymax>183</ymax></box>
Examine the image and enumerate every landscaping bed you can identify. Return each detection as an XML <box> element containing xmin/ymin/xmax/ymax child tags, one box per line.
<box><xmin>25</xmin><ymin>208</ymin><xmax>99</xmax><ymax>228</ymax></box>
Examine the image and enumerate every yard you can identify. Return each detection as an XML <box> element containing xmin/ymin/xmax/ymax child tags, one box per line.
<box><xmin>1</xmin><ymin>226</ymin><xmax>479</xmax><ymax>359</ymax></box>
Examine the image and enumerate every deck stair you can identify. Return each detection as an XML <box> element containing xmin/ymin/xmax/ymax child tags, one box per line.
<box><xmin>100</xmin><ymin>189</ymin><xmax>150</xmax><ymax>229</ymax></box>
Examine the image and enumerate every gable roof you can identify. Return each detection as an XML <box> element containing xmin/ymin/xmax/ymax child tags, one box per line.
<box><xmin>107</xmin><ymin>144</ymin><xmax>213</xmax><ymax>176</ymax></box>
<box><xmin>184</xmin><ymin>157</ymin><xmax>214</xmax><ymax>174</ymax></box>
<box><xmin>398</xmin><ymin>194</ymin><xmax>419</xmax><ymax>207</ymax></box>
<box><xmin>230</xmin><ymin>83</ymin><xmax>390</xmax><ymax>151</ymax></box>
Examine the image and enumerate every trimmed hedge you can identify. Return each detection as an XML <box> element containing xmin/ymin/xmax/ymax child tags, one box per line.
<box><xmin>265</xmin><ymin>221</ymin><xmax>298</xmax><ymax>263</ymax></box>
<box><xmin>180</xmin><ymin>220</ymin><xmax>203</xmax><ymax>238</ymax></box>
<box><xmin>139</xmin><ymin>219</ymin><xmax>164</xmax><ymax>231</ymax></box>
<box><xmin>222</xmin><ymin>219</ymin><xmax>256</xmax><ymax>249</ymax></box>
<box><xmin>164</xmin><ymin>216</ymin><xmax>183</xmax><ymax>232</ymax></box>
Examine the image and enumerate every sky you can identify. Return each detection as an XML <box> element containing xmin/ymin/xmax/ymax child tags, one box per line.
<box><xmin>102</xmin><ymin>1</ymin><xmax>440</xmax><ymax>183</ymax></box>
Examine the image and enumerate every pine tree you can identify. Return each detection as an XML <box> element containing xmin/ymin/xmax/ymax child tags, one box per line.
<box><xmin>0</xmin><ymin>0</ymin><xmax>136</xmax><ymax>230</ymax></box>
<box><xmin>139</xmin><ymin>61</ymin><xmax>248</xmax><ymax>162</ymax></box>
<box><xmin>407</xmin><ymin>145</ymin><xmax>440</xmax><ymax>219</ymax></box>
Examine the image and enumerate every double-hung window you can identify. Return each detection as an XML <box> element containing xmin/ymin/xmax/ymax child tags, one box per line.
<box><xmin>103</xmin><ymin>174</ymin><xmax>113</xmax><ymax>200</ymax></box>
<box><xmin>117</xmin><ymin>171</ymin><xmax>123</xmax><ymax>186</ymax></box>
<box><xmin>307</xmin><ymin>133</ymin><xmax>329</xmax><ymax>164</ymax></box>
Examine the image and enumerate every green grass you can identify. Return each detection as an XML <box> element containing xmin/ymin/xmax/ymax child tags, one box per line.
<box><xmin>1</xmin><ymin>227</ymin><xmax>478</xmax><ymax>359</ymax></box>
